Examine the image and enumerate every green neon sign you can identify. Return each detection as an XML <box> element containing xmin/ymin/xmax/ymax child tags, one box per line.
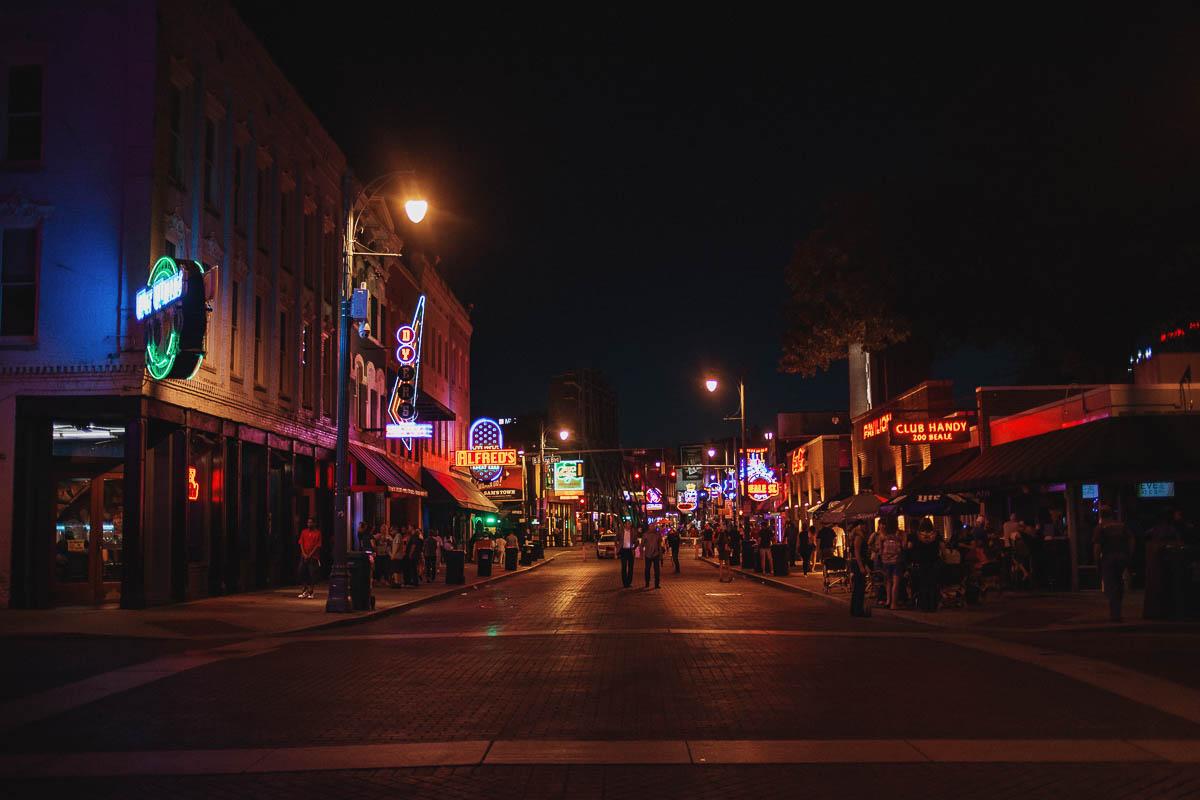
<box><xmin>140</xmin><ymin>256</ymin><xmax>211</xmax><ymax>380</ymax></box>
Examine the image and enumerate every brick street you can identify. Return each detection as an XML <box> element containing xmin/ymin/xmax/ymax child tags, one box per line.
<box><xmin>4</xmin><ymin>555</ymin><xmax>1200</xmax><ymax>798</ymax></box>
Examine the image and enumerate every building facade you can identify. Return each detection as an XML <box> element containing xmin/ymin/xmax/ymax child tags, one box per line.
<box><xmin>0</xmin><ymin>0</ymin><xmax>472</xmax><ymax>608</ymax></box>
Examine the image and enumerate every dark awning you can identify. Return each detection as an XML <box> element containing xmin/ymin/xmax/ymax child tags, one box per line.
<box><xmin>902</xmin><ymin>447</ymin><xmax>979</xmax><ymax>493</ymax></box>
<box><xmin>348</xmin><ymin>443</ymin><xmax>427</xmax><ymax>496</ymax></box>
<box><xmin>879</xmin><ymin>491</ymin><xmax>980</xmax><ymax>517</ymax></box>
<box><xmin>422</xmin><ymin>468</ymin><xmax>499</xmax><ymax>514</ymax></box>
<box><xmin>415</xmin><ymin>389</ymin><xmax>456</xmax><ymax>422</ymax></box>
<box><xmin>942</xmin><ymin>415</ymin><xmax>1200</xmax><ymax>491</ymax></box>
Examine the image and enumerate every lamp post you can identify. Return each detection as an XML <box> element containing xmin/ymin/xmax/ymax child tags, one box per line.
<box><xmin>327</xmin><ymin>171</ymin><xmax>426</xmax><ymax>613</ymax></box>
<box><xmin>704</xmin><ymin>367</ymin><xmax>746</xmax><ymax>533</ymax></box>
<box><xmin>536</xmin><ymin>424</ymin><xmax>569</xmax><ymax>543</ymax></box>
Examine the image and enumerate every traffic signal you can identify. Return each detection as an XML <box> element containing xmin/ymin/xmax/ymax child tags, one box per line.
<box><xmin>634</xmin><ymin>472</ymin><xmax>640</xmax><ymax>480</ymax></box>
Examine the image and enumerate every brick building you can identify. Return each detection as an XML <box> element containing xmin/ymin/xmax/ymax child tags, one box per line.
<box><xmin>0</xmin><ymin>0</ymin><xmax>473</xmax><ymax>607</ymax></box>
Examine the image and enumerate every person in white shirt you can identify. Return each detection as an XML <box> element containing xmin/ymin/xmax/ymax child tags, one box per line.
<box><xmin>1002</xmin><ymin>513</ymin><xmax>1022</xmax><ymax>549</ymax></box>
<box><xmin>616</xmin><ymin>524</ymin><xmax>636</xmax><ymax>587</ymax></box>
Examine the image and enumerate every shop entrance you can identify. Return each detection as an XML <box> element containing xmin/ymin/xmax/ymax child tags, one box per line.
<box><xmin>53</xmin><ymin>467</ymin><xmax>124</xmax><ymax>606</ymax></box>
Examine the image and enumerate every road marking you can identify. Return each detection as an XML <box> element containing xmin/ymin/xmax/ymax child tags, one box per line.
<box><xmin>939</xmin><ymin>634</ymin><xmax>1200</xmax><ymax>728</ymax></box>
<box><xmin>4</xmin><ymin>739</ymin><xmax>1199</xmax><ymax>777</ymax></box>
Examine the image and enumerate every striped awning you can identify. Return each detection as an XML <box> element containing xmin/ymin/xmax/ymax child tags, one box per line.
<box><xmin>349</xmin><ymin>443</ymin><xmax>427</xmax><ymax>496</ymax></box>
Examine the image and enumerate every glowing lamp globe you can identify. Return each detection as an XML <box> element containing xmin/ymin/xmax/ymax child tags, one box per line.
<box><xmin>404</xmin><ymin>199</ymin><xmax>428</xmax><ymax>224</ymax></box>
<box><xmin>558</xmin><ymin>429</ymin><xmax>570</xmax><ymax>441</ymax></box>
<box><xmin>707</xmin><ymin>448</ymin><xmax>716</xmax><ymax>458</ymax></box>
<box><xmin>704</xmin><ymin>378</ymin><xmax>718</xmax><ymax>393</ymax></box>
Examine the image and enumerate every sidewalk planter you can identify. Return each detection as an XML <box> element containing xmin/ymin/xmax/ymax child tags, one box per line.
<box><xmin>533</xmin><ymin>541</ymin><xmax>544</xmax><ymax>560</ymax></box>
<box><xmin>744</xmin><ymin>541</ymin><xmax>759</xmax><ymax>573</ymax></box>
<box><xmin>477</xmin><ymin>548</ymin><xmax>493</xmax><ymax>578</ymax></box>
<box><xmin>520</xmin><ymin>545</ymin><xmax>534</xmax><ymax>566</ymax></box>
<box><xmin>505</xmin><ymin>546</ymin><xmax>519</xmax><ymax>571</ymax></box>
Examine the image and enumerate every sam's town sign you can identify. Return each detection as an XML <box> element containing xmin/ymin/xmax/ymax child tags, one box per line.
<box><xmin>137</xmin><ymin>256</ymin><xmax>212</xmax><ymax>380</ymax></box>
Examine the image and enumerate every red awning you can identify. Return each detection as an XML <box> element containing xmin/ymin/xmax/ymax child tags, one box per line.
<box><xmin>349</xmin><ymin>443</ymin><xmax>427</xmax><ymax>497</ymax></box>
<box><xmin>422</xmin><ymin>468</ymin><xmax>499</xmax><ymax>514</ymax></box>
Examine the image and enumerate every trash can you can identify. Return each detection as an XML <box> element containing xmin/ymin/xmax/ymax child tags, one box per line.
<box><xmin>729</xmin><ymin>541</ymin><xmax>741</xmax><ymax>566</ymax></box>
<box><xmin>771</xmin><ymin>543</ymin><xmax>790</xmax><ymax>576</ymax></box>
<box><xmin>347</xmin><ymin>550</ymin><xmax>374</xmax><ymax>611</ymax></box>
<box><xmin>505</xmin><ymin>546</ymin><xmax>519</xmax><ymax>571</ymax></box>
<box><xmin>744</xmin><ymin>541</ymin><xmax>759</xmax><ymax>573</ymax></box>
<box><xmin>533</xmin><ymin>540</ymin><xmax>545</xmax><ymax>560</ymax></box>
<box><xmin>1165</xmin><ymin>545</ymin><xmax>1200</xmax><ymax>621</ymax></box>
<box><xmin>520</xmin><ymin>545</ymin><xmax>534</xmax><ymax>566</ymax></box>
<box><xmin>477</xmin><ymin>547</ymin><xmax>493</xmax><ymax>577</ymax></box>
<box><xmin>445</xmin><ymin>549</ymin><xmax>466</xmax><ymax>585</ymax></box>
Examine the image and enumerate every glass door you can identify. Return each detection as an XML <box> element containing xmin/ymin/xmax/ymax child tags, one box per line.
<box><xmin>52</xmin><ymin>469</ymin><xmax>123</xmax><ymax>605</ymax></box>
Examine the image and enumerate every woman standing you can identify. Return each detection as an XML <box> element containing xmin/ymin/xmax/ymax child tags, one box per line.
<box><xmin>849</xmin><ymin>522</ymin><xmax>869</xmax><ymax>617</ymax></box>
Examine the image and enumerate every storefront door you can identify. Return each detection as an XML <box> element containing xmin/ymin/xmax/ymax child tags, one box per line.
<box><xmin>53</xmin><ymin>469</ymin><xmax>124</xmax><ymax>606</ymax></box>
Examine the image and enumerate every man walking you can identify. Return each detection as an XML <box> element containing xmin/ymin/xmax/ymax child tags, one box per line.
<box><xmin>616</xmin><ymin>523</ymin><xmax>637</xmax><ymax>587</ymax></box>
<box><xmin>1094</xmin><ymin>506</ymin><xmax>1134</xmax><ymax>622</ymax></box>
<box><xmin>642</xmin><ymin>525</ymin><xmax>663</xmax><ymax>588</ymax></box>
<box><xmin>667</xmin><ymin>527</ymin><xmax>681</xmax><ymax>572</ymax></box>
<box><xmin>297</xmin><ymin>517</ymin><xmax>322</xmax><ymax>599</ymax></box>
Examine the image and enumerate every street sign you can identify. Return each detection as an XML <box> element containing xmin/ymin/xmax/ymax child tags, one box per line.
<box><xmin>530</xmin><ymin>454</ymin><xmax>562</xmax><ymax>465</ymax></box>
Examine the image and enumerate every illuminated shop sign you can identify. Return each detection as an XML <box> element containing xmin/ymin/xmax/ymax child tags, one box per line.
<box><xmin>1138</xmin><ymin>482</ymin><xmax>1175</xmax><ymax>498</ymax></box>
<box><xmin>386</xmin><ymin>295</ymin><xmax>427</xmax><ymax>448</ymax></box>
<box><xmin>385</xmin><ymin>421</ymin><xmax>433</xmax><ymax>439</ymax></box>
<box><xmin>455</xmin><ymin>449</ymin><xmax>518</xmax><ymax>468</ymax></box>
<box><xmin>482</xmin><ymin>487</ymin><xmax>522</xmax><ymax>501</ymax></box>
<box><xmin>188</xmin><ymin>467</ymin><xmax>200</xmax><ymax>501</ymax></box>
<box><xmin>138</xmin><ymin>256</ymin><xmax>212</xmax><ymax>380</ymax></box>
<box><xmin>676</xmin><ymin>485</ymin><xmax>697</xmax><ymax>513</ymax></box>
<box><xmin>1081</xmin><ymin>483</ymin><xmax>1099</xmax><ymax>499</ymax></box>
<box><xmin>742</xmin><ymin>450</ymin><xmax>780</xmax><ymax>502</ymax></box>
<box><xmin>862</xmin><ymin>412</ymin><xmax>892</xmax><ymax>440</ymax></box>
<box><xmin>888</xmin><ymin>418</ymin><xmax>970</xmax><ymax>446</ymax></box>
<box><xmin>790</xmin><ymin>448</ymin><xmax>807</xmax><ymax>475</ymax></box>
<box><xmin>553</xmin><ymin>460</ymin><xmax>585</xmax><ymax>493</ymax></box>
<box><xmin>461</xmin><ymin>417</ymin><xmax>510</xmax><ymax>483</ymax></box>
<box><xmin>645</xmin><ymin>487</ymin><xmax>663</xmax><ymax>511</ymax></box>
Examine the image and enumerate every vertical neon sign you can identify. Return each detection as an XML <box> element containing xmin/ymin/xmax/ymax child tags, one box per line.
<box><xmin>386</xmin><ymin>295</ymin><xmax>426</xmax><ymax>449</ymax></box>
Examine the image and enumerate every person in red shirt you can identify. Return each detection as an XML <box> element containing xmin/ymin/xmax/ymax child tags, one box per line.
<box><xmin>298</xmin><ymin>517</ymin><xmax>322</xmax><ymax>599</ymax></box>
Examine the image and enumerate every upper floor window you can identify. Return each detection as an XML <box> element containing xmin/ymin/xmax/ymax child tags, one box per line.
<box><xmin>232</xmin><ymin>145</ymin><xmax>246</xmax><ymax>230</ymax></box>
<box><xmin>168</xmin><ymin>85</ymin><xmax>186</xmax><ymax>186</ymax></box>
<box><xmin>0</xmin><ymin>225</ymin><xmax>38</xmax><ymax>338</ymax></box>
<box><xmin>4</xmin><ymin>65</ymin><xmax>43</xmax><ymax>163</ymax></box>
<box><xmin>279</xmin><ymin>191</ymin><xmax>293</xmax><ymax>272</ymax></box>
<box><xmin>302</xmin><ymin>211</ymin><xmax>315</xmax><ymax>288</ymax></box>
<box><xmin>323</xmin><ymin>218</ymin><xmax>338</xmax><ymax>305</ymax></box>
<box><xmin>255</xmin><ymin>167</ymin><xmax>270</xmax><ymax>252</ymax></box>
<box><xmin>279</xmin><ymin>310</ymin><xmax>292</xmax><ymax>400</ymax></box>
<box><xmin>203</xmin><ymin>118</ymin><xmax>220</xmax><ymax>212</ymax></box>
<box><xmin>229</xmin><ymin>280</ymin><xmax>241</xmax><ymax>378</ymax></box>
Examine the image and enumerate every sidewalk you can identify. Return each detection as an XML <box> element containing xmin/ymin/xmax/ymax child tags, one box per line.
<box><xmin>701</xmin><ymin>555</ymin><xmax>1172</xmax><ymax>632</ymax></box>
<box><xmin>0</xmin><ymin>549</ymin><xmax>572</xmax><ymax>641</ymax></box>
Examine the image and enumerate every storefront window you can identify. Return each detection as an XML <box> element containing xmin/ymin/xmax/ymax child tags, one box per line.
<box><xmin>55</xmin><ymin>477</ymin><xmax>92</xmax><ymax>584</ymax></box>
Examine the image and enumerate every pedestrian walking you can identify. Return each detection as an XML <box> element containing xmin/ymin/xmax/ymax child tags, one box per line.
<box><xmin>758</xmin><ymin>524</ymin><xmax>773</xmax><ymax>574</ymax></box>
<box><xmin>642</xmin><ymin>525</ymin><xmax>663</xmax><ymax>588</ymax></box>
<box><xmin>799</xmin><ymin>524</ymin><xmax>814</xmax><ymax>575</ymax></box>
<box><xmin>879</xmin><ymin>522</ymin><xmax>904</xmax><ymax>609</ymax></box>
<box><xmin>1094</xmin><ymin>506</ymin><xmax>1134</xmax><ymax>622</ymax></box>
<box><xmin>297</xmin><ymin>517</ymin><xmax>322</xmax><ymax>598</ymax></box>
<box><xmin>424</xmin><ymin>527</ymin><xmax>441</xmax><ymax>582</ymax></box>
<box><xmin>784</xmin><ymin>519</ymin><xmax>799</xmax><ymax>566</ymax></box>
<box><xmin>616</xmin><ymin>524</ymin><xmax>636</xmax><ymax>587</ymax></box>
<box><xmin>816</xmin><ymin>523</ymin><xmax>836</xmax><ymax>563</ymax></box>
<box><xmin>372</xmin><ymin>523</ymin><xmax>391</xmax><ymax>587</ymax></box>
<box><xmin>716</xmin><ymin>525</ymin><xmax>732</xmax><ymax>582</ymax></box>
<box><xmin>849</xmin><ymin>522</ymin><xmax>869</xmax><ymax>617</ymax></box>
<box><xmin>909</xmin><ymin>519</ymin><xmax>941</xmax><ymax>612</ymax></box>
<box><xmin>667</xmin><ymin>527</ymin><xmax>681</xmax><ymax>572</ymax></box>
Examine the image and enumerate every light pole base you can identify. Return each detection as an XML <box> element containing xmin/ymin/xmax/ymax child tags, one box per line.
<box><xmin>324</xmin><ymin>564</ymin><xmax>352</xmax><ymax>613</ymax></box>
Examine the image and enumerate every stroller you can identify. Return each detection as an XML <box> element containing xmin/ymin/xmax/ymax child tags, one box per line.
<box><xmin>822</xmin><ymin>556</ymin><xmax>850</xmax><ymax>593</ymax></box>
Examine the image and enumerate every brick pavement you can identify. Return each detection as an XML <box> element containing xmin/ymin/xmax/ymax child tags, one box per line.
<box><xmin>7</xmin><ymin>763</ymin><xmax>1200</xmax><ymax>800</ymax></box>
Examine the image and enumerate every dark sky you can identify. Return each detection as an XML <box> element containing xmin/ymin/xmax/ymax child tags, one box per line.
<box><xmin>233</xmin><ymin>3</ymin><xmax>1200</xmax><ymax>446</ymax></box>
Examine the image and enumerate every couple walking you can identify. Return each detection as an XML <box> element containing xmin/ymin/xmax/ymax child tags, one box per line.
<box><xmin>615</xmin><ymin>524</ymin><xmax>664</xmax><ymax>589</ymax></box>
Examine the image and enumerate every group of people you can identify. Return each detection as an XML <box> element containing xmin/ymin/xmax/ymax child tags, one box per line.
<box><xmin>608</xmin><ymin>524</ymin><xmax>683</xmax><ymax>588</ymax></box>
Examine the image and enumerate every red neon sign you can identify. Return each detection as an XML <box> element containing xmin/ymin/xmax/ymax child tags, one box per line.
<box><xmin>862</xmin><ymin>412</ymin><xmax>892</xmax><ymax>439</ymax></box>
<box><xmin>187</xmin><ymin>467</ymin><xmax>200</xmax><ymax>501</ymax></box>
<box><xmin>889</xmin><ymin>418</ymin><xmax>971</xmax><ymax>446</ymax></box>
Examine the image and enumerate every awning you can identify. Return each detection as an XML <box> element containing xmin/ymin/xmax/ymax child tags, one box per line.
<box><xmin>879</xmin><ymin>491</ymin><xmax>979</xmax><ymax>517</ymax></box>
<box><xmin>819</xmin><ymin>493</ymin><xmax>889</xmax><ymax>523</ymax></box>
<box><xmin>902</xmin><ymin>447</ymin><xmax>979</xmax><ymax>493</ymax></box>
<box><xmin>415</xmin><ymin>389</ymin><xmax>456</xmax><ymax>422</ymax></box>
<box><xmin>942</xmin><ymin>415</ymin><xmax>1200</xmax><ymax>491</ymax></box>
<box><xmin>349</xmin><ymin>443</ymin><xmax>427</xmax><ymax>496</ymax></box>
<box><xmin>422</xmin><ymin>468</ymin><xmax>499</xmax><ymax>514</ymax></box>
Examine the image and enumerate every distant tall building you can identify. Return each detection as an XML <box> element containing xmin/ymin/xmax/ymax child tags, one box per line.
<box><xmin>547</xmin><ymin>369</ymin><xmax>620</xmax><ymax>534</ymax></box>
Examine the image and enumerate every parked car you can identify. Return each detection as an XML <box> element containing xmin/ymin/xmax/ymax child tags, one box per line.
<box><xmin>595</xmin><ymin>533</ymin><xmax>616</xmax><ymax>559</ymax></box>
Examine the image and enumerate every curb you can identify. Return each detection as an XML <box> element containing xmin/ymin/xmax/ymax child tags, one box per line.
<box><xmin>291</xmin><ymin>551</ymin><xmax>568</xmax><ymax>635</ymax></box>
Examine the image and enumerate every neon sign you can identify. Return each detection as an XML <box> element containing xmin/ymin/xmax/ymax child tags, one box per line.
<box><xmin>385</xmin><ymin>421</ymin><xmax>433</xmax><ymax>439</ymax></box>
<box><xmin>790</xmin><ymin>448</ymin><xmax>807</xmax><ymax>475</ymax></box>
<box><xmin>862</xmin><ymin>412</ymin><xmax>892</xmax><ymax>440</ymax></box>
<box><xmin>386</xmin><ymin>296</ymin><xmax>426</xmax><ymax>448</ymax></box>
<box><xmin>138</xmin><ymin>256</ymin><xmax>211</xmax><ymax>380</ymax></box>
<box><xmin>677</xmin><ymin>484</ymin><xmax>698</xmax><ymax>513</ymax></box>
<box><xmin>187</xmin><ymin>467</ymin><xmax>200</xmax><ymax>501</ymax></box>
<box><xmin>645</xmin><ymin>487</ymin><xmax>663</xmax><ymax>511</ymax></box>
<box><xmin>889</xmin><ymin>418</ymin><xmax>970</xmax><ymax>446</ymax></box>
<box><xmin>553</xmin><ymin>460</ymin><xmax>584</xmax><ymax>493</ymax></box>
<box><xmin>742</xmin><ymin>450</ymin><xmax>779</xmax><ymax>501</ymax></box>
<box><xmin>462</xmin><ymin>418</ymin><xmax>509</xmax><ymax>482</ymax></box>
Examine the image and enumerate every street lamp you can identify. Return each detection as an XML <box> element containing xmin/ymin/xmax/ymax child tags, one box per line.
<box><xmin>703</xmin><ymin>370</ymin><xmax>746</xmax><ymax>533</ymax></box>
<box><xmin>536</xmin><ymin>423</ymin><xmax>570</xmax><ymax>539</ymax></box>
<box><xmin>327</xmin><ymin>171</ymin><xmax>426</xmax><ymax>613</ymax></box>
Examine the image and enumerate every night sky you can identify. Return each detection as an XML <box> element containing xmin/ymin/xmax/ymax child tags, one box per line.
<box><xmin>233</xmin><ymin>3</ymin><xmax>1200</xmax><ymax>446</ymax></box>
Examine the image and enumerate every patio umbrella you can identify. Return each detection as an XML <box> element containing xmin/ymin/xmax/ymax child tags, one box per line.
<box><xmin>878</xmin><ymin>491</ymin><xmax>980</xmax><ymax>516</ymax></box>
<box><xmin>819</xmin><ymin>493</ymin><xmax>888</xmax><ymax>523</ymax></box>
